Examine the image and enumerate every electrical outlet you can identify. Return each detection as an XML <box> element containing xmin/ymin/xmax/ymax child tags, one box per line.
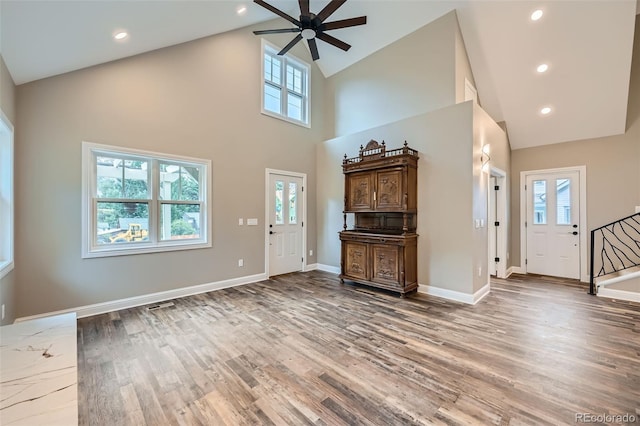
<box><xmin>1</xmin><ymin>304</ymin><xmax>5</xmax><ymax>320</ymax></box>
<box><xmin>309</xmin><ymin>250</ymin><xmax>313</xmax><ymax>256</ymax></box>
<box><xmin>238</xmin><ymin>259</ymin><xmax>244</xmax><ymax>267</ymax></box>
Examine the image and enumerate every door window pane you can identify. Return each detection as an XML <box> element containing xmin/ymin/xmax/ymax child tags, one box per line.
<box><xmin>275</xmin><ymin>180</ymin><xmax>284</xmax><ymax>225</ymax></box>
<box><xmin>289</xmin><ymin>182</ymin><xmax>297</xmax><ymax>224</ymax></box>
<box><xmin>556</xmin><ymin>178</ymin><xmax>571</xmax><ymax>225</ymax></box>
<box><xmin>533</xmin><ymin>180</ymin><xmax>547</xmax><ymax>224</ymax></box>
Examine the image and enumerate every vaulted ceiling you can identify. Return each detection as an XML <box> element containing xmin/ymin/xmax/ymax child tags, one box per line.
<box><xmin>1</xmin><ymin>1</ymin><xmax>637</xmax><ymax>149</ymax></box>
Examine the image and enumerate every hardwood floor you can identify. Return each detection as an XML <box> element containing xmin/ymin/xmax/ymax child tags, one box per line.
<box><xmin>77</xmin><ymin>272</ymin><xmax>640</xmax><ymax>425</ymax></box>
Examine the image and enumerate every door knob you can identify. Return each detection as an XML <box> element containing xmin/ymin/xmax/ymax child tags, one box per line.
<box><xmin>568</xmin><ymin>231</ymin><xmax>578</xmax><ymax>235</ymax></box>
<box><xmin>270</xmin><ymin>231</ymin><xmax>275</xmax><ymax>234</ymax></box>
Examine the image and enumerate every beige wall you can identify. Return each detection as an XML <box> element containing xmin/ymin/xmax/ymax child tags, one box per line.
<box><xmin>472</xmin><ymin>104</ymin><xmax>511</xmax><ymax>292</ymax></box>
<box><xmin>324</xmin><ymin>11</ymin><xmax>460</xmax><ymax>139</ymax></box>
<box><xmin>0</xmin><ymin>54</ymin><xmax>16</xmax><ymax>324</ymax></box>
<box><xmin>510</xmin><ymin>15</ymin><xmax>640</xmax><ymax>269</ymax></box>
<box><xmin>14</xmin><ymin>22</ymin><xmax>326</xmax><ymax>317</ymax></box>
<box><xmin>455</xmin><ymin>16</ymin><xmax>477</xmax><ymax>105</ymax></box>
<box><xmin>317</xmin><ymin>102</ymin><xmax>509</xmax><ymax>297</ymax></box>
<box><xmin>317</xmin><ymin>103</ymin><xmax>476</xmax><ymax>294</ymax></box>
<box><xmin>317</xmin><ymin>10</ymin><xmax>510</xmax><ymax>298</ymax></box>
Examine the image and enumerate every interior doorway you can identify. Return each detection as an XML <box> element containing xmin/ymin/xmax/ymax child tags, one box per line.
<box><xmin>488</xmin><ymin>167</ymin><xmax>507</xmax><ymax>279</ymax></box>
<box><xmin>265</xmin><ymin>169</ymin><xmax>306</xmax><ymax>277</ymax></box>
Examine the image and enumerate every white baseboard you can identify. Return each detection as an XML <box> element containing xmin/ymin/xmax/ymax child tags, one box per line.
<box><xmin>15</xmin><ymin>272</ymin><xmax>267</xmax><ymax>323</ymax></box>
<box><xmin>314</xmin><ymin>263</ymin><xmax>340</xmax><ymax>274</ymax></box>
<box><xmin>505</xmin><ymin>267</ymin><xmax>514</xmax><ymax>278</ymax></box>
<box><xmin>417</xmin><ymin>282</ymin><xmax>490</xmax><ymax>305</ymax></box>
<box><xmin>509</xmin><ymin>266</ymin><xmax>525</xmax><ymax>275</ymax></box>
<box><xmin>304</xmin><ymin>263</ymin><xmax>318</xmax><ymax>271</ymax></box>
<box><xmin>597</xmin><ymin>287</ymin><xmax>640</xmax><ymax>303</ymax></box>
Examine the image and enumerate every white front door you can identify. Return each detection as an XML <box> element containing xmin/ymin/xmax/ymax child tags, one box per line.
<box><xmin>268</xmin><ymin>172</ymin><xmax>303</xmax><ymax>276</ymax></box>
<box><xmin>526</xmin><ymin>171</ymin><xmax>580</xmax><ymax>279</ymax></box>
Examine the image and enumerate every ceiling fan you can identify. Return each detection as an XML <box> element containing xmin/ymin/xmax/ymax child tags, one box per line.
<box><xmin>252</xmin><ymin>0</ymin><xmax>367</xmax><ymax>61</ymax></box>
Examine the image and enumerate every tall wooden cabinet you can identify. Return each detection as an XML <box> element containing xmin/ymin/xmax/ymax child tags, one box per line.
<box><xmin>339</xmin><ymin>140</ymin><xmax>419</xmax><ymax>296</ymax></box>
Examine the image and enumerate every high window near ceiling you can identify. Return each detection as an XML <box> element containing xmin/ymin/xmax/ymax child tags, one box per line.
<box><xmin>0</xmin><ymin>111</ymin><xmax>14</xmax><ymax>279</ymax></box>
<box><xmin>261</xmin><ymin>39</ymin><xmax>310</xmax><ymax>127</ymax></box>
<box><xmin>82</xmin><ymin>142</ymin><xmax>211</xmax><ymax>258</ymax></box>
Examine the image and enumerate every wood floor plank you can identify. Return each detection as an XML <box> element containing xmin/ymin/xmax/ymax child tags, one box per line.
<box><xmin>77</xmin><ymin>272</ymin><xmax>640</xmax><ymax>425</ymax></box>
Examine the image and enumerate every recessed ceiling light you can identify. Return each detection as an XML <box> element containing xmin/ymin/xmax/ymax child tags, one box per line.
<box><xmin>113</xmin><ymin>31</ymin><xmax>128</xmax><ymax>41</ymax></box>
<box><xmin>540</xmin><ymin>106</ymin><xmax>552</xmax><ymax>115</ymax></box>
<box><xmin>531</xmin><ymin>9</ymin><xmax>543</xmax><ymax>21</ymax></box>
<box><xmin>236</xmin><ymin>5</ymin><xmax>247</xmax><ymax>15</ymax></box>
<box><xmin>537</xmin><ymin>63</ymin><xmax>549</xmax><ymax>73</ymax></box>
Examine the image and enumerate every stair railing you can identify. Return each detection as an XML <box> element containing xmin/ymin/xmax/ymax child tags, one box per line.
<box><xmin>589</xmin><ymin>212</ymin><xmax>640</xmax><ymax>294</ymax></box>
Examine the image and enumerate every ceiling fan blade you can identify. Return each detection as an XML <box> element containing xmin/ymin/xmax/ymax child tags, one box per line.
<box><xmin>278</xmin><ymin>34</ymin><xmax>303</xmax><ymax>56</ymax></box>
<box><xmin>315</xmin><ymin>0</ymin><xmax>347</xmax><ymax>23</ymax></box>
<box><xmin>253</xmin><ymin>28</ymin><xmax>301</xmax><ymax>35</ymax></box>
<box><xmin>298</xmin><ymin>0</ymin><xmax>310</xmax><ymax>16</ymax></box>
<box><xmin>317</xmin><ymin>32</ymin><xmax>351</xmax><ymax>51</ymax></box>
<box><xmin>254</xmin><ymin>0</ymin><xmax>301</xmax><ymax>27</ymax></box>
<box><xmin>308</xmin><ymin>38</ymin><xmax>320</xmax><ymax>61</ymax></box>
<box><xmin>320</xmin><ymin>16</ymin><xmax>366</xmax><ymax>31</ymax></box>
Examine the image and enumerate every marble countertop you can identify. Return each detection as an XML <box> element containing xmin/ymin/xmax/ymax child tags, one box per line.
<box><xmin>0</xmin><ymin>312</ymin><xmax>78</xmax><ymax>425</ymax></box>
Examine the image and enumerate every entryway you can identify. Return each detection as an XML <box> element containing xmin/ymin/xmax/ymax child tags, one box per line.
<box><xmin>488</xmin><ymin>168</ymin><xmax>507</xmax><ymax>279</ymax></box>
<box><xmin>265</xmin><ymin>169</ymin><xmax>306</xmax><ymax>277</ymax></box>
<box><xmin>521</xmin><ymin>166</ymin><xmax>587</xmax><ymax>281</ymax></box>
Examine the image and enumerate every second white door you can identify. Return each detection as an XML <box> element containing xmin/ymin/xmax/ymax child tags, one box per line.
<box><xmin>525</xmin><ymin>170</ymin><xmax>580</xmax><ymax>279</ymax></box>
<box><xmin>268</xmin><ymin>173</ymin><xmax>303</xmax><ymax>276</ymax></box>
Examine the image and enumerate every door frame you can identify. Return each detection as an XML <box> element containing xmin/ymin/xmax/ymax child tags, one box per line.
<box><xmin>488</xmin><ymin>167</ymin><xmax>507</xmax><ymax>280</ymax></box>
<box><xmin>519</xmin><ymin>166</ymin><xmax>587</xmax><ymax>282</ymax></box>
<box><xmin>264</xmin><ymin>168</ymin><xmax>307</xmax><ymax>277</ymax></box>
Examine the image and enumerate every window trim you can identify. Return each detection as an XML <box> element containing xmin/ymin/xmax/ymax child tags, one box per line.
<box><xmin>260</xmin><ymin>39</ymin><xmax>311</xmax><ymax>128</ymax></box>
<box><xmin>0</xmin><ymin>109</ymin><xmax>14</xmax><ymax>279</ymax></box>
<box><xmin>82</xmin><ymin>142</ymin><xmax>212</xmax><ymax>258</ymax></box>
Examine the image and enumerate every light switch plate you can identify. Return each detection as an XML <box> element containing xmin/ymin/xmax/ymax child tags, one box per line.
<box><xmin>247</xmin><ymin>218</ymin><xmax>258</xmax><ymax>226</ymax></box>
<box><xmin>238</xmin><ymin>218</ymin><xmax>244</xmax><ymax>226</ymax></box>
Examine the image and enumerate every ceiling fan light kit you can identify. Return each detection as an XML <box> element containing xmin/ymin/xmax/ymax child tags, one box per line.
<box><xmin>253</xmin><ymin>0</ymin><xmax>367</xmax><ymax>61</ymax></box>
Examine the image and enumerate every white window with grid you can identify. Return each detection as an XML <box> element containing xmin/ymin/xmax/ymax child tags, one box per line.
<box><xmin>82</xmin><ymin>142</ymin><xmax>211</xmax><ymax>258</ymax></box>
<box><xmin>261</xmin><ymin>40</ymin><xmax>310</xmax><ymax>127</ymax></box>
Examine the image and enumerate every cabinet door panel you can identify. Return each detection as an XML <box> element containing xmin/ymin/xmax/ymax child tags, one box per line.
<box><xmin>376</xmin><ymin>169</ymin><xmax>403</xmax><ymax>210</ymax></box>
<box><xmin>371</xmin><ymin>244</ymin><xmax>400</xmax><ymax>286</ymax></box>
<box><xmin>346</xmin><ymin>172</ymin><xmax>374</xmax><ymax>211</ymax></box>
<box><xmin>344</xmin><ymin>241</ymin><xmax>368</xmax><ymax>280</ymax></box>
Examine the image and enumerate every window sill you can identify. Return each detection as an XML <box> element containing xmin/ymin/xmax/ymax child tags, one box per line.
<box><xmin>0</xmin><ymin>260</ymin><xmax>14</xmax><ymax>280</ymax></box>
<box><xmin>82</xmin><ymin>241</ymin><xmax>211</xmax><ymax>259</ymax></box>
<box><xmin>261</xmin><ymin>110</ymin><xmax>311</xmax><ymax>129</ymax></box>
